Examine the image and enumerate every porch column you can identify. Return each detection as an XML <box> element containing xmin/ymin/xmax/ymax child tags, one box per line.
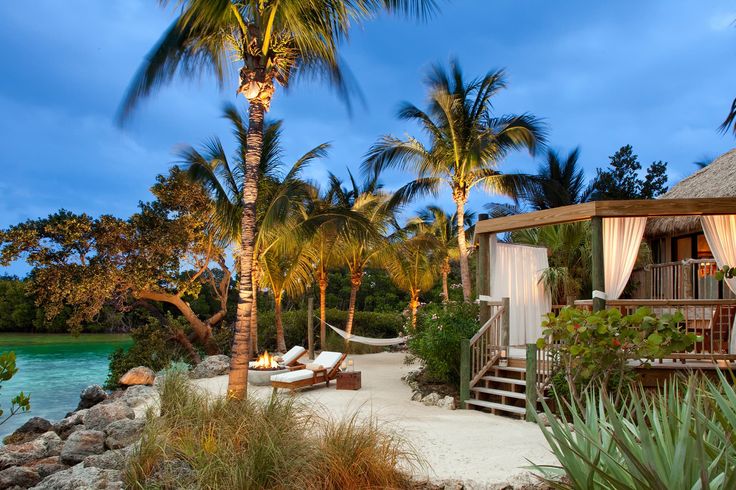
<box><xmin>477</xmin><ymin>214</ymin><xmax>491</xmax><ymax>324</ymax></box>
<box><xmin>591</xmin><ymin>216</ymin><xmax>606</xmax><ymax>311</ymax></box>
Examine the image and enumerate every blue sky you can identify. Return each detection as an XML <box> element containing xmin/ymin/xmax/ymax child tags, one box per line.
<box><xmin>1</xmin><ymin>1</ymin><xmax>735</xmax><ymax>275</ymax></box>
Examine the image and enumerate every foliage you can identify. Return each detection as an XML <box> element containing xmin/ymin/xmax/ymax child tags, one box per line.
<box><xmin>0</xmin><ymin>351</ymin><xmax>30</xmax><ymax>426</ymax></box>
<box><xmin>530</xmin><ymin>147</ymin><xmax>593</xmax><ymax>210</ymax></box>
<box><xmin>408</xmin><ymin>302</ymin><xmax>479</xmax><ymax>386</ymax></box>
<box><xmin>537</xmin><ymin>307</ymin><xmax>699</xmax><ymax>403</ymax></box>
<box><xmin>534</xmin><ymin>374</ymin><xmax>736</xmax><ymax>489</ymax></box>
<box><xmin>715</xmin><ymin>264</ymin><xmax>736</xmax><ymax>281</ymax></box>
<box><xmin>592</xmin><ymin>145</ymin><xmax>668</xmax><ymax>200</ymax></box>
<box><xmin>105</xmin><ymin>317</ymin><xmax>189</xmax><ymax>389</ymax></box>
<box><xmin>126</xmin><ymin>372</ymin><xmax>419</xmax><ymax>489</ymax></box>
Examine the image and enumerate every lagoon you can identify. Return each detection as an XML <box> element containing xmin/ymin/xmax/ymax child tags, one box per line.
<box><xmin>0</xmin><ymin>334</ymin><xmax>131</xmax><ymax>440</ymax></box>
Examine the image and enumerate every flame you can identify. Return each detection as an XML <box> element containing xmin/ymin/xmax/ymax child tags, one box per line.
<box><xmin>251</xmin><ymin>350</ymin><xmax>279</xmax><ymax>369</ymax></box>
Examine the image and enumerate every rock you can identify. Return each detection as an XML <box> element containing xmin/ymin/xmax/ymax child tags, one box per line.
<box><xmin>82</xmin><ymin>403</ymin><xmax>134</xmax><ymax>432</ymax></box>
<box><xmin>189</xmin><ymin>355</ymin><xmax>230</xmax><ymax>379</ymax></box>
<box><xmin>119</xmin><ymin>385</ymin><xmax>160</xmax><ymax>418</ymax></box>
<box><xmin>535</xmin><ymin>412</ymin><xmax>551</xmax><ymax>427</ymax></box>
<box><xmin>421</xmin><ymin>392</ymin><xmax>441</xmax><ymax>407</ymax></box>
<box><xmin>3</xmin><ymin>418</ymin><xmax>54</xmax><ymax>445</ymax></box>
<box><xmin>410</xmin><ymin>390</ymin><xmax>423</xmax><ymax>402</ymax></box>
<box><xmin>118</xmin><ymin>367</ymin><xmax>155</xmax><ymax>387</ymax></box>
<box><xmin>0</xmin><ymin>466</ymin><xmax>41</xmax><ymax>489</ymax></box>
<box><xmin>104</xmin><ymin>419</ymin><xmax>144</xmax><ymax>450</ymax></box>
<box><xmin>23</xmin><ymin>457</ymin><xmax>68</xmax><ymax>479</ymax></box>
<box><xmin>30</xmin><ymin>464</ymin><xmax>123</xmax><ymax>490</ymax></box>
<box><xmin>76</xmin><ymin>386</ymin><xmax>107</xmax><ymax>411</ymax></box>
<box><xmin>150</xmin><ymin>459</ymin><xmax>196</xmax><ymax>487</ymax></box>
<box><xmin>53</xmin><ymin>411</ymin><xmax>87</xmax><ymax>440</ymax></box>
<box><xmin>0</xmin><ymin>432</ymin><xmax>62</xmax><ymax>469</ymax></box>
<box><xmin>437</xmin><ymin>396</ymin><xmax>456</xmax><ymax>410</ymax></box>
<box><xmin>60</xmin><ymin>431</ymin><xmax>105</xmax><ymax>465</ymax></box>
<box><xmin>83</xmin><ymin>447</ymin><xmax>131</xmax><ymax>471</ymax></box>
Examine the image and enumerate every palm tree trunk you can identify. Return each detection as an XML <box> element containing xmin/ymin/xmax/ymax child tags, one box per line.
<box><xmin>441</xmin><ymin>257</ymin><xmax>451</xmax><ymax>303</ymax></box>
<box><xmin>454</xmin><ymin>197</ymin><xmax>472</xmax><ymax>302</ymax></box>
<box><xmin>274</xmin><ymin>292</ymin><xmax>287</xmax><ymax>353</ymax></box>
<box><xmin>250</xmin><ymin>258</ymin><xmax>260</xmax><ymax>356</ymax></box>
<box><xmin>345</xmin><ymin>269</ymin><xmax>363</xmax><ymax>337</ymax></box>
<box><xmin>318</xmin><ymin>266</ymin><xmax>328</xmax><ymax>349</ymax></box>
<box><xmin>227</xmin><ymin>101</ymin><xmax>264</xmax><ymax>399</ymax></box>
<box><xmin>409</xmin><ymin>289</ymin><xmax>420</xmax><ymax>328</ymax></box>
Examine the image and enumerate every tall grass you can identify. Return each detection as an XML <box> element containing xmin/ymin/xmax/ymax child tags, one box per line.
<box><xmin>533</xmin><ymin>373</ymin><xmax>736</xmax><ymax>489</ymax></box>
<box><xmin>126</xmin><ymin>372</ymin><xmax>418</xmax><ymax>489</ymax></box>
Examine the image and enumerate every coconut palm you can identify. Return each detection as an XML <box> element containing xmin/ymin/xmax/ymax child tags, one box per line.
<box><xmin>530</xmin><ymin>147</ymin><xmax>592</xmax><ymax>210</ymax></box>
<box><xmin>721</xmin><ymin>98</ymin><xmax>736</xmax><ymax>136</ymax></box>
<box><xmin>364</xmin><ymin>60</ymin><xmax>546</xmax><ymax>302</ymax></box>
<box><xmin>120</xmin><ymin>0</ymin><xmax>438</xmax><ymax>398</ymax></box>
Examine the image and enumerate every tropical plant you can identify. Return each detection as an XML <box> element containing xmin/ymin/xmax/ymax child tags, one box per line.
<box><xmin>530</xmin><ymin>147</ymin><xmax>592</xmax><ymax>210</ymax></box>
<box><xmin>365</xmin><ymin>60</ymin><xmax>546</xmax><ymax>301</ymax></box>
<box><xmin>721</xmin><ymin>98</ymin><xmax>736</xmax><ymax>136</ymax></box>
<box><xmin>0</xmin><ymin>352</ymin><xmax>30</xmax><ymax>426</ymax></box>
<box><xmin>120</xmin><ymin>0</ymin><xmax>439</xmax><ymax>398</ymax></box>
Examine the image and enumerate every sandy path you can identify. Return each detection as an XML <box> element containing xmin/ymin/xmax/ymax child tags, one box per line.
<box><xmin>192</xmin><ymin>352</ymin><xmax>556</xmax><ymax>487</ymax></box>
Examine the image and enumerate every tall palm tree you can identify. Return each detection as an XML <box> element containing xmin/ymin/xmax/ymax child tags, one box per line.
<box><xmin>530</xmin><ymin>147</ymin><xmax>592</xmax><ymax>210</ymax></box>
<box><xmin>721</xmin><ymin>98</ymin><xmax>736</xmax><ymax>136</ymax></box>
<box><xmin>120</xmin><ymin>0</ymin><xmax>438</xmax><ymax>398</ymax></box>
<box><xmin>364</xmin><ymin>60</ymin><xmax>546</xmax><ymax>302</ymax></box>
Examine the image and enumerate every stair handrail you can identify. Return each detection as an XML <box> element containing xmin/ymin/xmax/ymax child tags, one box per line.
<box><xmin>469</xmin><ymin>301</ymin><xmax>506</xmax><ymax>387</ymax></box>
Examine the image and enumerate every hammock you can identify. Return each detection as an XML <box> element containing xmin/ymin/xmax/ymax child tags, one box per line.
<box><xmin>318</xmin><ymin>317</ymin><xmax>409</xmax><ymax>346</ymax></box>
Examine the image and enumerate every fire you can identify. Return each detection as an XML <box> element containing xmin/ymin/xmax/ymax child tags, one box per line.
<box><xmin>251</xmin><ymin>350</ymin><xmax>279</xmax><ymax>370</ymax></box>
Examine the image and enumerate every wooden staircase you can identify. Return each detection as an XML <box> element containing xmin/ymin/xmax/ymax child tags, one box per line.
<box><xmin>465</xmin><ymin>361</ymin><xmax>532</xmax><ymax>418</ymax></box>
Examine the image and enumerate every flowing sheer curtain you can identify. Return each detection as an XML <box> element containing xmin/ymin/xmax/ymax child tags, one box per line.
<box><xmin>700</xmin><ymin>215</ymin><xmax>736</xmax><ymax>353</ymax></box>
<box><xmin>490</xmin><ymin>240</ymin><xmax>551</xmax><ymax>346</ymax></box>
<box><xmin>603</xmin><ymin>217</ymin><xmax>647</xmax><ymax>300</ymax></box>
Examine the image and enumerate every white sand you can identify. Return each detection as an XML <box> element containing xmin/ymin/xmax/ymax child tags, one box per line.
<box><xmin>192</xmin><ymin>352</ymin><xmax>556</xmax><ymax>487</ymax></box>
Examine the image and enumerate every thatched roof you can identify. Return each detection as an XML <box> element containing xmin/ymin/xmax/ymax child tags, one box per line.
<box><xmin>646</xmin><ymin>148</ymin><xmax>736</xmax><ymax>237</ymax></box>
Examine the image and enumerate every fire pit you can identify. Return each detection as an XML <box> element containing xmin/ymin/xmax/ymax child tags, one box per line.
<box><xmin>248</xmin><ymin>351</ymin><xmax>288</xmax><ymax>386</ymax></box>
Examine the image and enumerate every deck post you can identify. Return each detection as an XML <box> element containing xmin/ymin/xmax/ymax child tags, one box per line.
<box><xmin>477</xmin><ymin>214</ymin><xmax>491</xmax><ymax>325</ymax></box>
<box><xmin>591</xmin><ymin>216</ymin><xmax>606</xmax><ymax>312</ymax></box>
<box><xmin>307</xmin><ymin>296</ymin><xmax>315</xmax><ymax>359</ymax></box>
<box><xmin>501</xmin><ymin>297</ymin><xmax>510</xmax><ymax>349</ymax></box>
<box><xmin>460</xmin><ymin>339</ymin><xmax>470</xmax><ymax>409</ymax></box>
<box><xmin>525</xmin><ymin>343</ymin><xmax>538</xmax><ymax>422</ymax></box>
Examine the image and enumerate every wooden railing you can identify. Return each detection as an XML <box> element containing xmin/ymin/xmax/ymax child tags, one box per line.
<box><xmin>468</xmin><ymin>299</ymin><xmax>506</xmax><ymax>386</ymax></box>
<box><xmin>574</xmin><ymin>299</ymin><xmax>736</xmax><ymax>360</ymax></box>
<box><xmin>632</xmin><ymin>259</ymin><xmax>725</xmax><ymax>300</ymax></box>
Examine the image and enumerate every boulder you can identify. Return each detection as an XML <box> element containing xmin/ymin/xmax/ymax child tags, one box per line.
<box><xmin>189</xmin><ymin>355</ymin><xmax>230</xmax><ymax>379</ymax></box>
<box><xmin>83</xmin><ymin>447</ymin><xmax>131</xmax><ymax>471</ymax></box>
<box><xmin>118</xmin><ymin>367</ymin><xmax>155</xmax><ymax>387</ymax></box>
<box><xmin>53</xmin><ymin>411</ymin><xmax>87</xmax><ymax>440</ymax></box>
<box><xmin>0</xmin><ymin>466</ymin><xmax>41</xmax><ymax>489</ymax></box>
<box><xmin>23</xmin><ymin>457</ymin><xmax>68</xmax><ymax>479</ymax></box>
<box><xmin>59</xmin><ymin>431</ymin><xmax>105</xmax><ymax>466</ymax></box>
<box><xmin>150</xmin><ymin>459</ymin><xmax>196</xmax><ymax>487</ymax></box>
<box><xmin>76</xmin><ymin>385</ymin><xmax>107</xmax><ymax>411</ymax></box>
<box><xmin>104</xmin><ymin>419</ymin><xmax>144</xmax><ymax>450</ymax></box>
<box><xmin>119</xmin><ymin>385</ymin><xmax>160</xmax><ymax>418</ymax></box>
<box><xmin>82</xmin><ymin>403</ymin><xmax>134</xmax><ymax>432</ymax></box>
<box><xmin>410</xmin><ymin>391</ymin><xmax>423</xmax><ymax>402</ymax></box>
<box><xmin>421</xmin><ymin>392</ymin><xmax>441</xmax><ymax>407</ymax></box>
<box><xmin>3</xmin><ymin>417</ymin><xmax>54</xmax><ymax>445</ymax></box>
<box><xmin>0</xmin><ymin>432</ymin><xmax>62</xmax><ymax>469</ymax></box>
<box><xmin>30</xmin><ymin>464</ymin><xmax>123</xmax><ymax>490</ymax></box>
<box><xmin>436</xmin><ymin>396</ymin><xmax>456</xmax><ymax>410</ymax></box>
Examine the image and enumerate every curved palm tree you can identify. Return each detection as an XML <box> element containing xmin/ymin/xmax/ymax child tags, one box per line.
<box><xmin>530</xmin><ymin>147</ymin><xmax>592</xmax><ymax>210</ymax></box>
<box><xmin>121</xmin><ymin>0</ymin><xmax>438</xmax><ymax>398</ymax></box>
<box><xmin>364</xmin><ymin>60</ymin><xmax>546</xmax><ymax>302</ymax></box>
<box><xmin>721</xmin><ymin>98</ymin><xmax>736</xmax><ymax>136</ymax></box>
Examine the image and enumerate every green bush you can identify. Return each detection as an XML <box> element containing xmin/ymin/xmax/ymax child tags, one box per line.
<box><xmin>407</xmin><ymin>302</ymin><xmax>478</xmax><ymax>386</ymax></box>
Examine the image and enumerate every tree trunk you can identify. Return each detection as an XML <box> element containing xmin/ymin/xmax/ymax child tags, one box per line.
<box><xmin>441</xmin><ymin>257</ymin><xmax>451</xmax><ymax>303</ymax></box>
<box><xmin>171</xmin><ymin>328</ymin><xmax>202</xmax><ymax>364</ymax></box>
<box><xmin>409</xmin><ymin>289</ymin><xmax>420</xmax><ymax>329</ymax></box>
<box><xmin>318</xmin><ymin>266</ymin><xmax>328</xmax><ymax>349</ymax></box>
<box><xmin>250</xmin><ymin>258</ymin><xmax>260</xmax><ymax>356</ymax></box>
<box><xmin>274</xmin><ymin>293</ymin><xmax>287</xmax><ymax>353</ymax></box>
<box><xmin>454</xmin><ymin>196</ymin><xmax>472</xmax><ymax>302</ymax></box>
<box><xmin>345</xmin><ymin>269</ymin><xmax>363</xmax><ymax>337</ymax></box>
<box><xmin>228</xmin><ymin>101</ymin><xmax>264</xmax><ymax>399</ymax></box>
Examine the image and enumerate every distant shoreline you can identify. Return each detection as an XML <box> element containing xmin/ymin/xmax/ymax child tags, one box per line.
<box><xmin>0</xmin><ymin>333</ymin><xmax>131</xmax><ymax>347</ymax></box>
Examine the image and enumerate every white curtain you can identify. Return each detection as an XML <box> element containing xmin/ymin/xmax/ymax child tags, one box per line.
<box><xmin>700</xmin><ymin>215</ymin><xmax>736</xmax><ymax>353</ymax></box>
<box><xmin>603</xmin><ymin>217</ymin><xmax>647</xmax><ymax>300</ymax></box>
<box><xmin>490</xmin><ymin>240</ymin><xmax>551</xmax><ymax>346</ymax></box>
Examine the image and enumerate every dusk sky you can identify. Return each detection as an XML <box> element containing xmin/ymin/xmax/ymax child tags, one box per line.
<box><xmin>1</xmin><ymin>1</ymin><xmax>736</xmax><ymax>275</ymax></box>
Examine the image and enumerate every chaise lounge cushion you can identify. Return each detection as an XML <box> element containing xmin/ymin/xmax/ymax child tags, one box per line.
<box><xmin>281</xmin><ymin>346</ymin><xmax>307</xmax><ymax>365</ymax></box>
<box><xmin>271</xmin><ymin>369</ymin><xmax>315</xmax><ymax>383</ymax></box>
<box><xmin>312</xmin><ymin>351</ymin><xmax>343</xmax><ymax>370</ymax></box>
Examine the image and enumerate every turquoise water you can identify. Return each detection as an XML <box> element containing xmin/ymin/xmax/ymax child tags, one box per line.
<box><xmin>0</xmin><ymin>334</ymin><xmax>131</xmax><ymax>440</ymax></box>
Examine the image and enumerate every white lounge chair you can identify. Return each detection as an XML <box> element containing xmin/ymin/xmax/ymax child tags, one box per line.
<box><xmin>270</xmin><ymin>351</ymin><xmax>346</xmax><ymax>391</ymax></box>
<box><xmin>279</xmin><ymin>345</ymin><xmax>307</xmax><ymax>369</ymax></box>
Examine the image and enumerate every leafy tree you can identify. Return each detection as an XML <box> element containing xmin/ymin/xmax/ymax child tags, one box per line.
<box><xmin>592</xmin><ymin>145</ymin><xmax>668</xmax><ymax>200</ymax></box>
<box><xmin>0</xmin><ymin>352</ymin><xmax>30</xmax><ymax>426</ymax></box>
<box><xmin>0</xmin><ymin>168</ymin><xmax>232</xmax><ymax>359</ymax></box>
<box><xmin>365</xmin><ymin>60</ymin><xmax>545</xmax><ymax>302</ymax></box>
<box><xmin>120</xmin><ymin>0</ymin><xmax>438</xmax><ymax>399</ymax></box>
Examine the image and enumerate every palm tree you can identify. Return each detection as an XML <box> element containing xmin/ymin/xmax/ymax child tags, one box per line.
<box><xmin>364</xmin><ymin>60</ymin><xmax>546</xmax><ymax>302</ymax></box>
<box><xmin>721</xmin><ymin>98</ymin><xmax>736</xmax><ymax>136</ymax></box>
<box><xmin>120</xmin><ymin>0</ymin><xmax>438</xmax><ymax>398</ymax></box>
<box><xmin>181</xmin><ymin>104</ymin><xmax>325</xmax><ymax>354</ymax></box>
<box><xmin>530</xmin><ymin>148</ymin><xmax>592</xmax><ymax>210</ymax></box>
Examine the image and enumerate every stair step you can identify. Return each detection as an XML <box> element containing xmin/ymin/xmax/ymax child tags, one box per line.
<box><xmin>465</xmin><ymin>399</ymin><xmax>526</xmax><ymax>415</ymax></box>
<box><xmin>481</xmin><ymin>376</ymin><xmax>526</xmax><ymax>386</ymax></box>
<box><xmin>471</xmin><ymin>387</ymin><xmax>526</xmax><ymax>400</ymax></box>
<box><xmin>493</xmin><ymin>366</ymin><xmax>526</xmax><ymax>373</ymax></box>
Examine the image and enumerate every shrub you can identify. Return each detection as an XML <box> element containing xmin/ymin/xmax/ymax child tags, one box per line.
<box><xmin>0</xmin><ymin>351</ymin><xmax>30</xmax><ymax>428</ymax></box>
<box><xmin>537</xmin><ymin>307</ymin><xmax>699</xmax><ymax>402</ymax></box>
<box><xmin>407</xmin><ymin>302</ymin><xmax>479</xmax><ymax>386</ymax></box>
<box><xmin>534</xmin><ymin>373</ymin><xmax>736</xmax><ymax>489</ymax></box>
<box><xmin>126</xmin><ymin>372</ymin><xmax>419</xmax><ymax>489</ymax></box>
